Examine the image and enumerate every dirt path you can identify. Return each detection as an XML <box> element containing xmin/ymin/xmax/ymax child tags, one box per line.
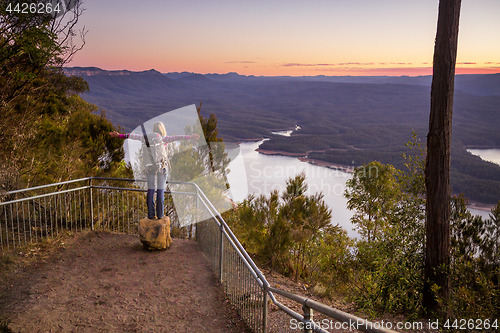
<box><xmin>0</xmin><ymin>231</ymin><xmax>251</xmax><ymax>333</ymax></box>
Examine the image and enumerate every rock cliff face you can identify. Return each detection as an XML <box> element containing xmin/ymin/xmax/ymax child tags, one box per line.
<box><xmin>138</xmin><ymin>217</ymin><xmax>172</xmax><ymax>250</ymax></box>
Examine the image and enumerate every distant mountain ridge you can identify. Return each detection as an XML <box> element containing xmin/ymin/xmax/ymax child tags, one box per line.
<box><xmin>65</xmin><ymin>66</ymin><xmax>500</xmax><ymax>203</ymax></box>
<box><xmin>66</xmin><ymin>67</ymin><xmax>500</xmax><ymax>96</ymax></box>
<box><xmin>64</xmin><ymin>67</ymin><xmax>163</xmax><ymax>77</ymax></box>
<box><xmin>163</xmin><ymin>71</ymin><xmax>500</xmax><ymax>96</ymax></box>
<box><xmin>64</xmin><ymin>66</ymin><xmax>500</xmax><ymax>141</ymax></box>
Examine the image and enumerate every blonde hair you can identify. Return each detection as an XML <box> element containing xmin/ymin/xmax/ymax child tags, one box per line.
<box><xmin>153</xmin><ymin>121</ymin><xmax>166</xmax><ymax>136</ymax></box>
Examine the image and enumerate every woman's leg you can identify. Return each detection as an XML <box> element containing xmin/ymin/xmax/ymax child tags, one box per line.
<box><xmin>156</xmin><ymin>172</ymin><xmax>167</xmax><ymax>219</ymax></box>
<box><xmin>146</xmin><ymin>172</ymin><xmax>156</xmax><ymax>219</ymax></box>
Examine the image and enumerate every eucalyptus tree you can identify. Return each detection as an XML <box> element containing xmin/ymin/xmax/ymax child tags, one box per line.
<box><xmin>424</xmin><ymin>0</ymin><xmax>462</xmax><ymax>315</ymax></box>
<box><xmin>0</xmin><ymin>0</ymin><xmax>128</xmax><ymax>191</ymax></box>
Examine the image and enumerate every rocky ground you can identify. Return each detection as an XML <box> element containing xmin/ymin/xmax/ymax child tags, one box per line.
<box><xmin>0</xmin><ymin>231</ymin><xmax>251</xmax><ymax>333</ymax></box>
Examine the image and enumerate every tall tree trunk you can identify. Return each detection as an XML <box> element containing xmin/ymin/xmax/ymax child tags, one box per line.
<box><xmin>424</xmin><ymin>0</ymin><xmax>462</xmax><ymax>316</ymax></box>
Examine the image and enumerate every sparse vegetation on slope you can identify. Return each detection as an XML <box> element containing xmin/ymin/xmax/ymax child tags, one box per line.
<box><xmin>226</xmin><ymin>137</ymin><xmax>500</xmax><ymax>321</ymax></box>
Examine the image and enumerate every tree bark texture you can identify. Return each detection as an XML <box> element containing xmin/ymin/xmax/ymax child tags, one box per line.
<box><xmin>424</xmin><ymin>0</ymin><xmax>461</xmax><ymax>315</ymax></box>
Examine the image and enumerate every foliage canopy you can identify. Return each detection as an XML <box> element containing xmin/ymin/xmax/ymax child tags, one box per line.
<box><xmin>0</xmin><ymin>0</ymin><xmax>131</xmax><ymax>193</ymax></box>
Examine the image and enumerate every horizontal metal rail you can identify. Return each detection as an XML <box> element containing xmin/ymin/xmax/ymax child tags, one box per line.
<box><xmin>0</xmin><ymin>177</ymin><xmax>199</xmax><ymax>197</ymax></box>
<box><xmin>268</xmin><ymin>287</ymin><xmax>398</xmax><ymax>333</ymax></box>
<box><xmin>193</xmin><ymin>183</ymin><xmax>272</xmax><ymax>288</ymax></box>
<box><xmin>1</xmin><ymin>177</ymin><xmax>93</xmax><ymax>196</ymax></box>
<box><xmin>91</xmin><ymin>185</ymin><xmax>197</xmax><ymax>197</ymax></box>
<box><xmin>196</xmin><ymin>192</ymin><xmax>263</xmax><ymax>286</ymax></box>
<box><xmin>0</xmin><ymin>186</ymin><xmax>90</xmax><ymax>206</ymax></box>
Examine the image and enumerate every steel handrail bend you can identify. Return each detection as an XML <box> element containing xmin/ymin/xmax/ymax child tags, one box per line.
<box><xmin>195</xmin><ymin>193</ymin><xmax>264</xmax><ymax>286</ymax></box>
<box><xmin>192</xmin><ymin>183</ymin><xmax>275</xmax><ymax>290</ymax></box>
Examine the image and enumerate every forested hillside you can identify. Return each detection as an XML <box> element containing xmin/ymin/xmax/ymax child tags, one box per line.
<box><xmin>0</xmin><ymin>4</ymin><xmax>130</xmax><ymax>194</ymax></box>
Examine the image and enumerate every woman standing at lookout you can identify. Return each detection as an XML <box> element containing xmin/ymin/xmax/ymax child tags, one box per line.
<box><xmin>110</xmin><ymin>122</ymin><xmax>200</xmax><ymax>219</ymax></box>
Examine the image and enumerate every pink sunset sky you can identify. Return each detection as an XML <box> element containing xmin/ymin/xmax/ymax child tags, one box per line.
<box><xmin>69</xmin><ymin>0</ymin><xmax>500</xmax><ymax>77</ymax></box>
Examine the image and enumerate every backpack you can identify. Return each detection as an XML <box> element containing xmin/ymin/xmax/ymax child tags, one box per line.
<box><xmin>139</xmin><ymin>127</ymin><xmax>169</xmax><ymax>174</ymax></box>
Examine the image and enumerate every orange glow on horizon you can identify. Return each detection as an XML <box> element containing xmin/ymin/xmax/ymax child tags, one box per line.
<box><xmin>68</xmin><ymin>60</ymin><xmax>500</xmax><ymax>77</ymax></box>
<box><xmin>68</xmin><ymin>55</ymin><xmax>500</xmax><ymax>77</ymax></box>
<box><xmin>65</xmin><ymin>0</ymin><xmax>500</xmax><ymax>79</ymax></box>
<box><xmin>69</xmin><ymin>54</ymin><xmax>500</xmax><ymax>76</ymax></box>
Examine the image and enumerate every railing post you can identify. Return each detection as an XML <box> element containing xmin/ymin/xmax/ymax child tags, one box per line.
<box><xmin>219</xmin><ymin>221</ymin><xmax>224</xmax><ymax>282</ymax></box>
<box><xmin>302</xmin><ymin>301</ymin><xmax>313</xmax><ymax>333</ymax></box>
<box><xmin>262</xmin><ymin>287</ymin><xmax>268</xmax><ymax>333</ymax></box>
<box><xmin>89</xmin><ymin>178</ymin><xmax>94</xmax><ymax>230</ymax></box>
<box><xmin>195</xmin><ymin>187</ymin><xmax>199</xmax><ymax>240</ymax></box>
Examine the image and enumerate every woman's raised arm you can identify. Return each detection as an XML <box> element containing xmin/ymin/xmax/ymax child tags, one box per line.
<box><xmin>109</xmin><ymin>132</ymin><xmax>145</xmax><ymax>140</ymax></box>
<box><xmin>162</xmin><ymin>134</ymin><xmax>200</xmax><ymax>143</ymax></box>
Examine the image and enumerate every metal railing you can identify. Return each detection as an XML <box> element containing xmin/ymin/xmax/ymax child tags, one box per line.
<box><xmin>0</xmin><ymin>177</ymin><xmax>398</xmax><ymax>333</ymax></box>
<box><xmin>195</xmin><ymin>183</ymin><xmax>269</xmax><ymax>332</ymax></box>
<box><xmin>191</xmin><ymin>181</ymin><xmax>399</xmax><ymax>333</ymax></box>
<box><xmin>0</xmin><ymin>178</ymin><xmax>93</xmax><ymax>250</ymax></box>
<box><xmin>0</xmin><ymin>177</ymin><xmax>150</xmax><ymax>251</ymax></box>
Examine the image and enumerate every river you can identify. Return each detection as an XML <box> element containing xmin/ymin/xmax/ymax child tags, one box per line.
<box><xmin>466</xmin><ymin>148</ymin><xmax>500</xmax><ymax>220</ymax></box>
<box><xmin>226</xmin><ymin>139</ymin><xmax>358</xmax><ymax>237</ymax></box>
<box><xmin>467</xmin><ymin>148</ymin><xmax>500</xmax><ymax>167</ymax></box>
<box><xmin>124</xmin><ymin>136</ymin><xmax>499</xmax><ymax>238</ymax></box>
<box><xmin>226</xmin><ymin>142</ymin><xmax>500</xmax><ymax>238</ymax></box>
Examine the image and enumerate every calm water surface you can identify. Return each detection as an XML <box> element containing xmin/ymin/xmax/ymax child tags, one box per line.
<box><xmin>467</xmin><ymin>148</ymin><xmax>500</xmax><ymax>166</ymax></box>
<box><xmin>227</xmin><ymin>140</ymin><xmax>357</xmax><ymax>237</ymax></box>
<box><xmin>466</xmin><ymin>148</ymin><xmax>500</xmax><ymax>219</ymax></box>
<box><xmin>227</xmin><ymin>145</ymin><xmax>500</xmax><ymax>238</ymax></box>
<box><xmin>125</xmin><ymin>140</ymin><xmax>499</xmax><ymax>238</ymax></box>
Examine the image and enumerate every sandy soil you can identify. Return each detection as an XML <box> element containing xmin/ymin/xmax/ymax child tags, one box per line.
<box><xmin>0</xmin><ymin>231</ymin><xmax>251</xmax><ymax>333</ymax></box>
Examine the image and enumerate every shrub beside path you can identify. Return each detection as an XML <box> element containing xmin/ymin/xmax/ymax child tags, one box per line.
<box><xmin>0</xmin><ymin>231</ymin><xmax>251</xmax><ymax>332</ymax></box>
